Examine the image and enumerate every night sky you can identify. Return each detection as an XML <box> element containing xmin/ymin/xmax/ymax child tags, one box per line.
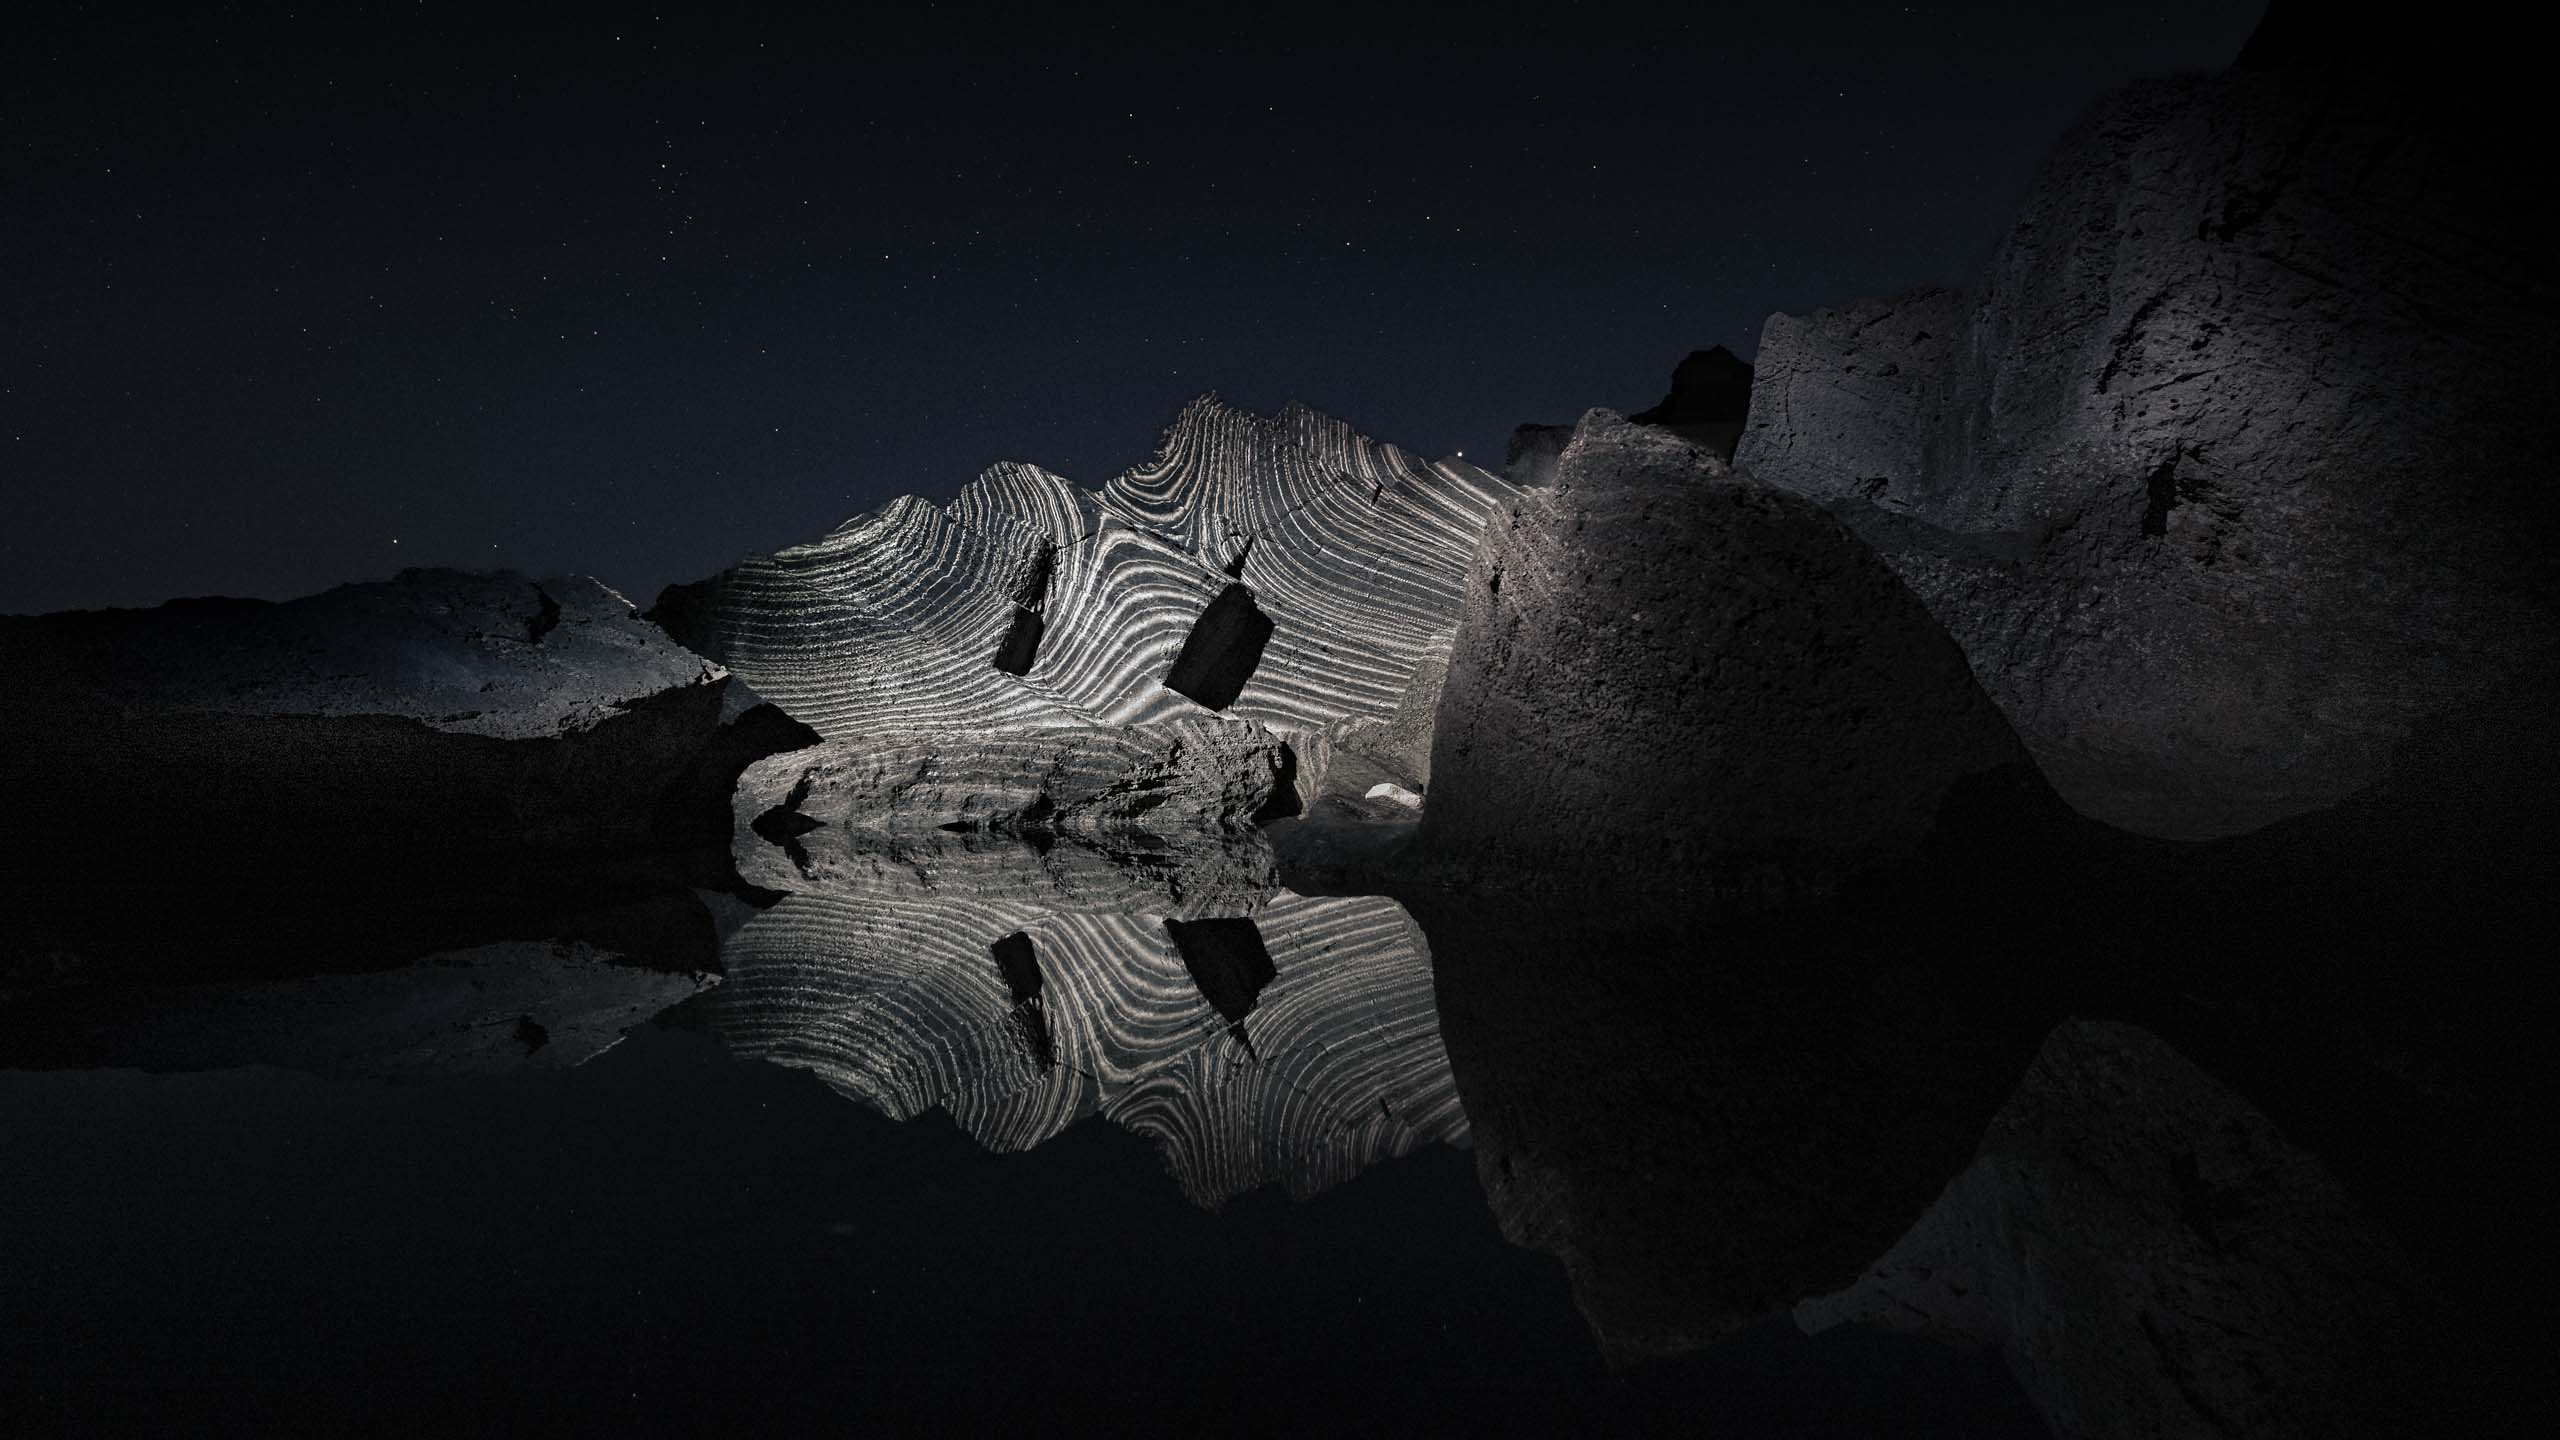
<box><xmin>4</xmin><ymin>2</ymin><xmax>2266</xmax><ymax>617</ymax></box>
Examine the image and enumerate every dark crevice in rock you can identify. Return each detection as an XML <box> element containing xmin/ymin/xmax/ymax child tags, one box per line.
<box><xmin>1164</xmin><ymin>583</ymin><xmax>1273</xmax><ymax>711</ymax></box>
<box><xmin>2142</xmin><ymin>453</ymin><xmax>2182</xmax><ymax>536</ymax></box>
<box><xmin>511</xmin><ymin>1014</ymin><xmax>550</xmax><ymax>1055</ymax></box>
<box><xmin>526</xmin><ymin>584</ymin><xmax>562</xmax><ymax>644</ymax></box>
<box><xmin>992</xmin><ymin>606</ymin><xmax>1045</xmax><ymax>676</ymax></box>
<box><xmin>1222</xmin><ymin>534</ymin><xmax>1255</xmax><ymax>580</ymax></box>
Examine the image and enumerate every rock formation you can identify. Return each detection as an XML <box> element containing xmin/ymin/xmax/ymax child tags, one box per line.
<box><xmin>653</xmin><ymin>397</ymin><xmax>1521</xmax><ymax>810</ymax></box>
<box><xmin>1797</xmin><ymin>1020</ymin><xmax>2432</xmax><ymax>1440</ymax></box>
<box><xmin>0</xmin><ymin>568</ymin><xmax>813</xmax><ymax>1001</ymax></box>
<box><xmin>730</xmin><ymin>718</ymin><xmax>1289</xmax><ymax>918</ymax></box>
<box><xmin>1626</xmin><ymin>345</ymin><xmax>1753</xmax><ymax>460</ymax></box>
<box><xmin>1420</xmin><ymin>409</ymin><xmax>2044</xmax><ymax>901</ymax></box>
<box><xmin>1737</xmin><ymin>45</ymin><xmax>2560</xmax><ymax>838</ymax></box>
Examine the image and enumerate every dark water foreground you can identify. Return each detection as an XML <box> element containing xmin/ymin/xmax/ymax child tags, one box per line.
<box><xmin>0</xmin><ymin>963</ymin><xmax>2040</xmax><ymax>1438</ymax></box>
<box><xmin>6</xmin><ymin>718</ymin><xmax>2549</xmax><ymax>1437</ymax></box>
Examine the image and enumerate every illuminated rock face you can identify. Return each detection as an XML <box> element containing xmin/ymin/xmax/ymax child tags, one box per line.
<box><xmin>652</xmin><ymin>397</ymin><xmax>1521</xmax><ymax>801</ymax></box>
<box><xmin>1739</xmin><ymin>67</ymin><xmax>2560</xmax><ymax>839</ymax></box>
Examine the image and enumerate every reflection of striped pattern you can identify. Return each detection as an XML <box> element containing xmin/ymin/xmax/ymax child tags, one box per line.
<box><xmin>662</xmin><ymin>397</ymin><xmax>1520</xmax><ymax>740</ymax></box>
<box><xmin>712</xmin><ymin>851</ymin><xmax>1466</xmax><ymax>1209</ymax></box>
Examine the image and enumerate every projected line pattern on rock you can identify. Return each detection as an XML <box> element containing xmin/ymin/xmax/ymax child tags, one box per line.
<box><xmin>657</xmin><ymin>397</ymin><xmax>1521</xmax><ymax>746</ymax></box>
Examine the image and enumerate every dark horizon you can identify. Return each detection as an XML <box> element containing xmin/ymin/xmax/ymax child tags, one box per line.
<box><xmin>3</xmin><ymin>1</ymin><xmax>2267</xmax><ymax>616</ymax></box>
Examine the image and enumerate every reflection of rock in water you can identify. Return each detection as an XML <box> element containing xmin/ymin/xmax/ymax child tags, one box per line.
<box><xmin>1409</xmin><ymin>889</ymin><xmax>2047</xmax><ymax>1362</ymax></box>
<box><xmin>7</xmin><ymin>940</ymin><xmax>712</xmax><ymax>1078</ymax></box>
<box><xmin>1797</xmin><ymin>1019</ymin><xmax>2431</xmax><ymax>1440</ymax></box>
<box><xmin>715</xmin><ymin>829</ymin><xmax>1465</xmax><ymax>1209</ymax></box>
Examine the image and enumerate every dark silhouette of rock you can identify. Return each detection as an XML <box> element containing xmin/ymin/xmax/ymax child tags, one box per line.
<box><xmin>1738</xmin><ymin>41</ymin><xmax>2560</xmax><ymax>839</ymax></box>
<box><xmin>1507</xmin><ymin>346</ymin><xmax>1755</xmax><ymax>477</ymax></box>
<box><xmin>1419</xmin><ymin>409</ymin><xmax>2044</xmax><ymax>902</ymax></box>
<box><xmin>1799</xmin><ymin>1020</ymin><xmax>2433</xmax><ymax>1440</ymax></box>
<box><xmin>1626</xmin><ymin>345</ymin><xmax>1753</xmax><ymax>460</ymax></box>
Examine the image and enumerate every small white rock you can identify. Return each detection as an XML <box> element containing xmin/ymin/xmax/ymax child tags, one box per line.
<box><xmin>1364</xmin><ymin>782</ymin><xmax>1424</xmax><ymax>809</ymax></box>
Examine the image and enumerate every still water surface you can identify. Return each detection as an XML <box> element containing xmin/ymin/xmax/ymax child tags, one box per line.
<box><xmin>0</xmin><ymin>846</ymin><xmax>2047</xmax><ymax>1435</ymax></box>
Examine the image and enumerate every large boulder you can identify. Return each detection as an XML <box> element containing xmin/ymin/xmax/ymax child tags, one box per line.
<box><xmin>1420</xmin><ymin>409</ymin><xmax>2042</xmax><ymax>902</ymax></box>
<box><xmin>1738</xmin><ymin>52</ymin><xmax>2560</xmax><ymax>838</ymax></box>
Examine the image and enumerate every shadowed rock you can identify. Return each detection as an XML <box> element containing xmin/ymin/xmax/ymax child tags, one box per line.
<box><xmin>0</xmin><ymin>568</ymin><xmax>814</xmax><ymax>1009</ymax></box>
<box><xmin>1420</xmin><ymin>409</ymin><xmax>2045</xmax><ymax>903</ymax></box>
<box><xmin>1737</xmin><ymin>44</ymin><xmax>2560</xmax><ymax>839</ymax></box>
